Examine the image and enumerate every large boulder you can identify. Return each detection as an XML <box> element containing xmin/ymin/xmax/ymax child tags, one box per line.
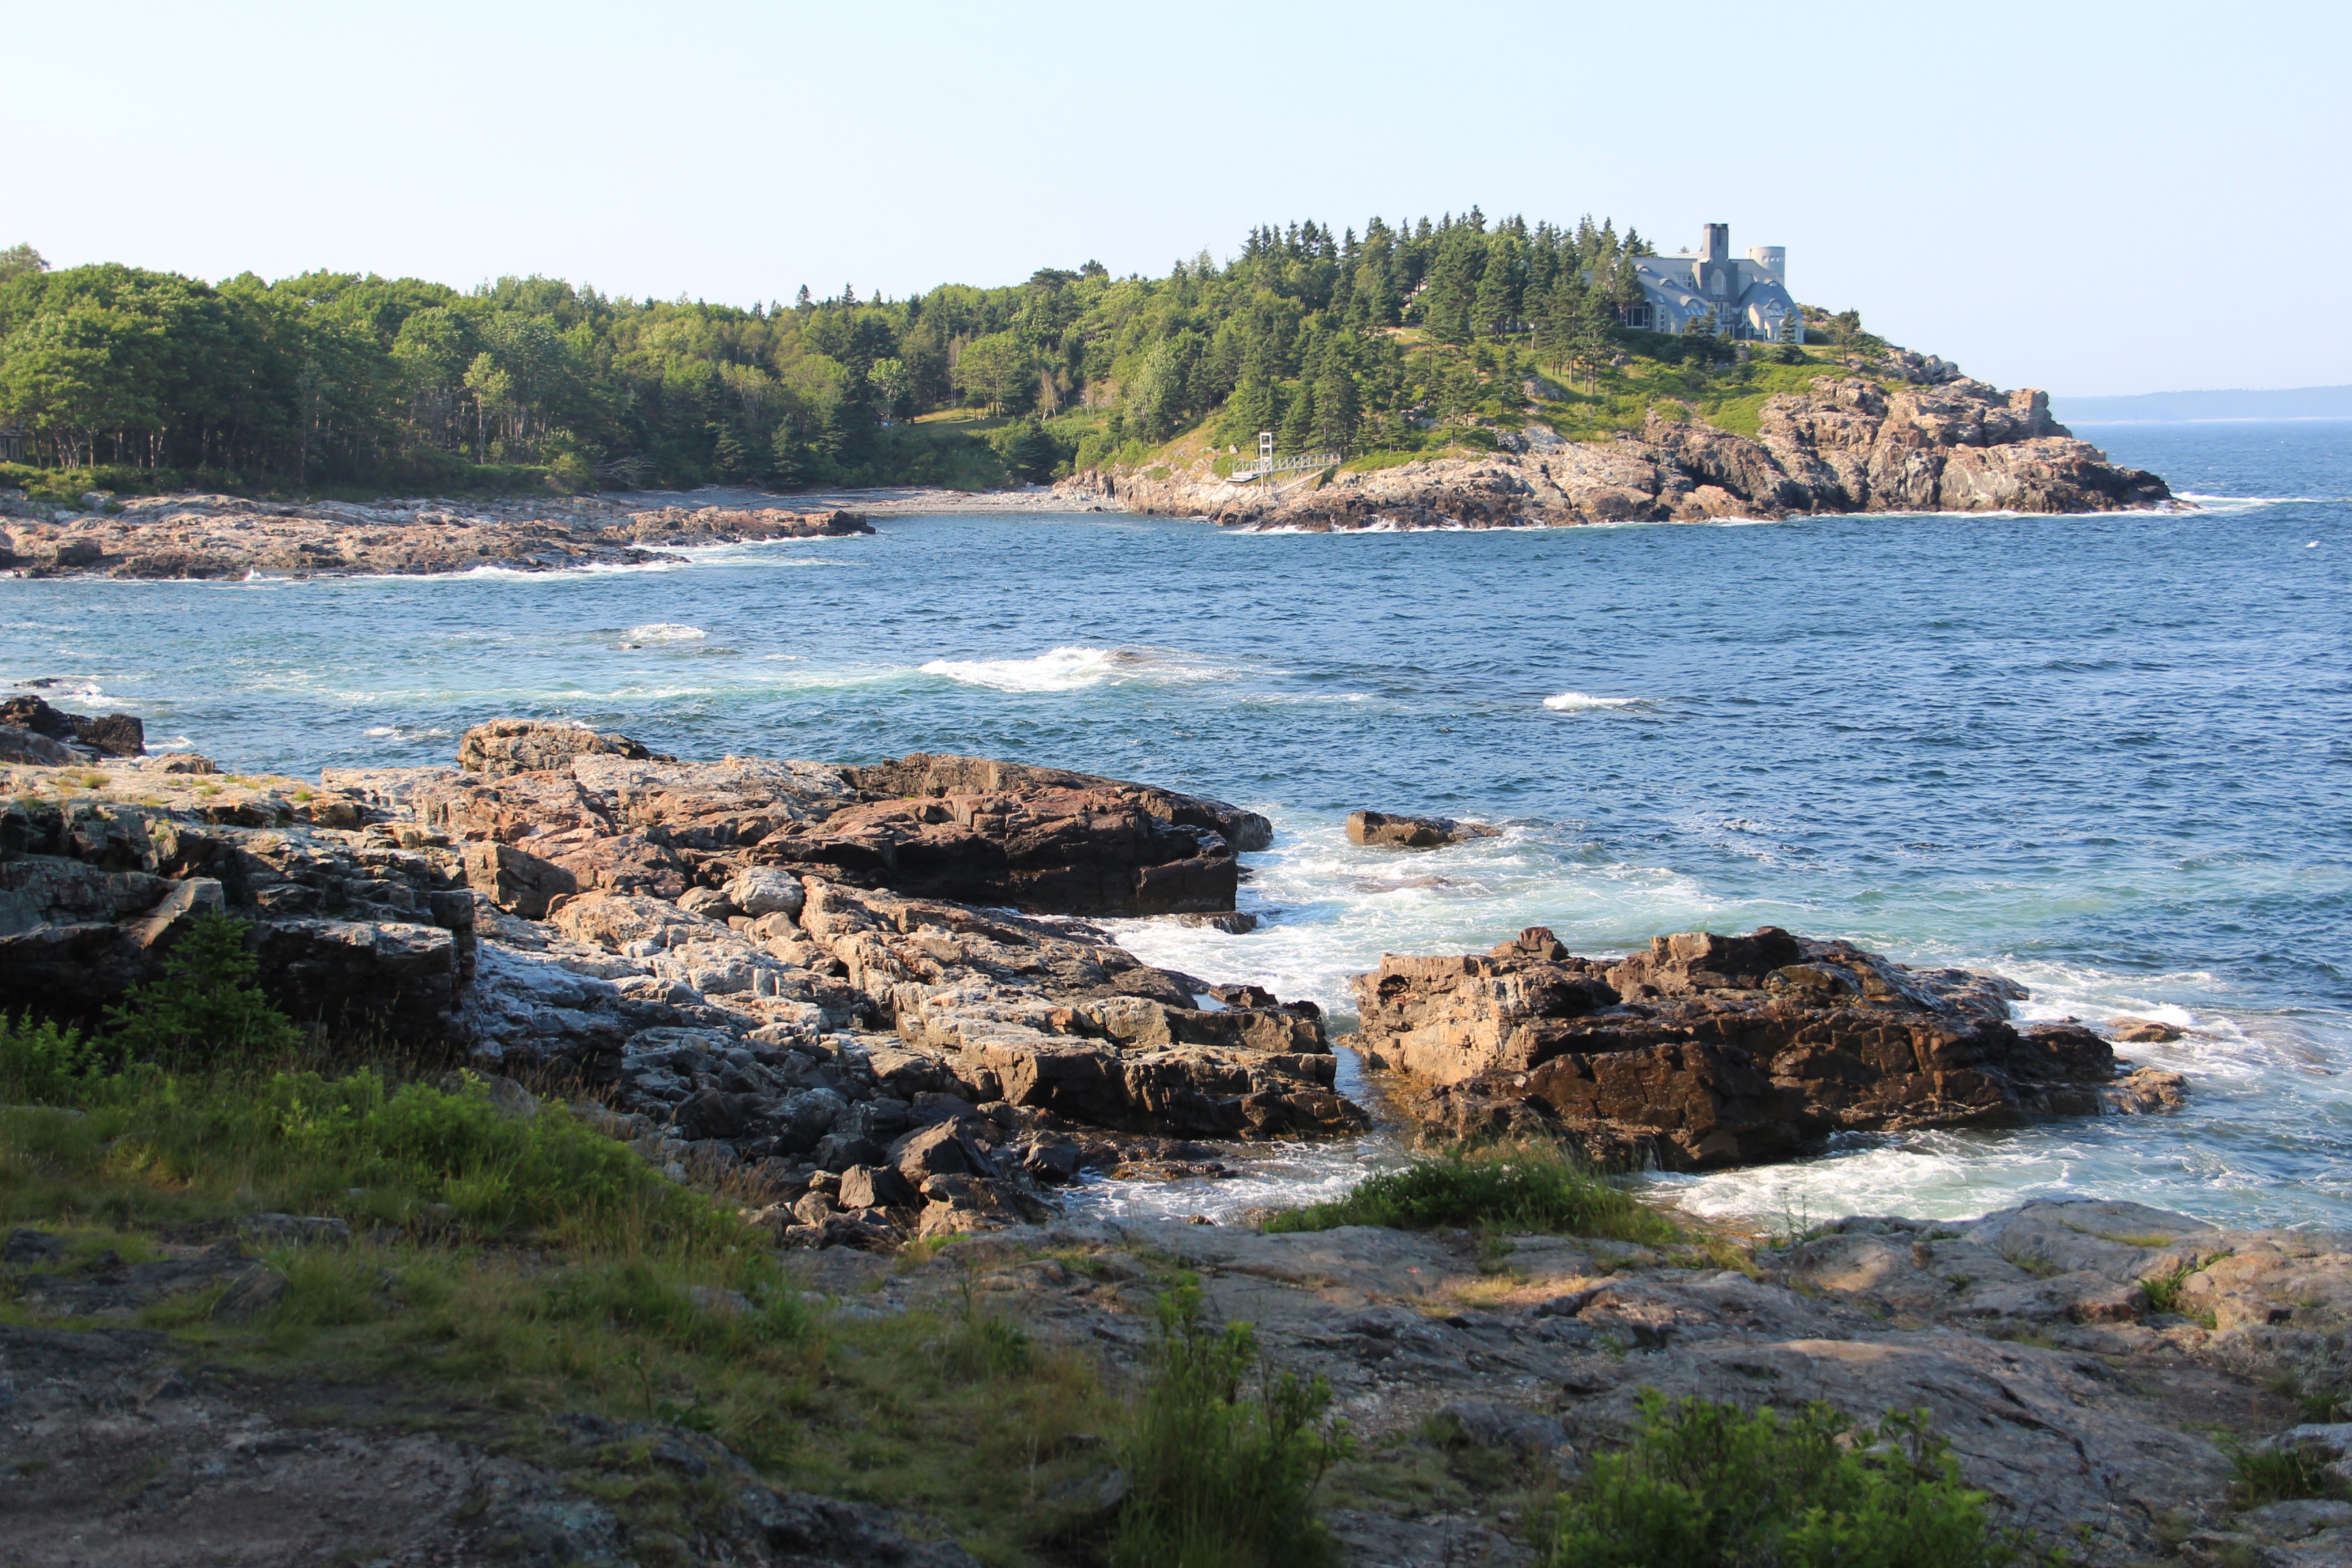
<box><xmin>1</xmin><ymin>695</ymin><xmax>143</xmax><ymax>757</ymax></box>
<box><xmin>760</xmin><ymin>785</ymin><xmax>1243</xmax><ymax>918</ymax></box>
<box><xmin>1352</xmin><ymin>926</ymin><xmax>2172</xmax><ymax>1171</ymax></box>
<box><xmin>456</xmin><ymin>719</ymin><xmax>671</xmax><ymax>778</ymax></box>
<box><xmin>1346</xmin><ymin>810</ymin><xmax>1499</xmax><ymax>849</ymax></box>
<box><xmin>841</xmin><ymin>753</ymin><xmax>1273</xmax><ymax>851</ymax></box>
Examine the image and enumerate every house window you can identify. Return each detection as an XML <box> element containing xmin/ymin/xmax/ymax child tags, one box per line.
<box><xmin>1622</xmin><ymin>304</ymin><xmax>1652</xmax><ymax>329</ymax></box>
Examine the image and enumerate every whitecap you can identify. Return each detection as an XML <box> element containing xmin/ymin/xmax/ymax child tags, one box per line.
<box><xmin>621</xmin><ymin>623</ymin><xmax>708</xmax><ymax>642</ymax></box>
<box><xmin>1543</xmin><ymin>691</ymin><xmax>1642</xmax><ymax>711</ymax></box>
<box><xmin>919</xmin><ymin>646</ymin><xmax>1152</xmax><ymax>692</ymax></box>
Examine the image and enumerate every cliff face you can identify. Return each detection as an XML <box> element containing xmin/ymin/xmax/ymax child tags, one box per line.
<box><xmin>1062</xmin><ymin>374</ymin><xmax>2174</xmax><ymax>531</ymax></box>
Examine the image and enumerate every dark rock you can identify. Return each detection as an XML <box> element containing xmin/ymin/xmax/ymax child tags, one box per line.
<box><xmin>838</xmin><ymin>1163</ymin><xmax>919</xmax><ymax>1211</ymax></box>
<box><xmin>2110</xmin><ymin>1015</ymin><xmax>2185</xmax><ymax>1043</ymax></box>
<box><xmin>462</xmin><ymin>840</ymin><xmax>578</xmax><ymax>919</ymax></box>
<box><xmin>1347</xmin><ymin>810</ymin><xmax>1501</xmax><ymax>849</ymax></box>
<box><xmin>894</xmin><ymin>1123</ymin><xmax>973</xmax><ymax>1183</ymax></box>
<box><xmin>5</xmin><ymin>1227</ymin><xmax>67</xmax><ymax>1264</ymax></box>
<box><xmin>813</xmin><ymin>1132</ymin><xmax>883</xmax><ymax>1172</ymax></box>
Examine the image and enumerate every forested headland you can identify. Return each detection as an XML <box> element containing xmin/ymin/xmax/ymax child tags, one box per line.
<box><xmin>0</xmin><ymin>216</ymin><xmax>1876</xmax><ymax>502</ymax></box>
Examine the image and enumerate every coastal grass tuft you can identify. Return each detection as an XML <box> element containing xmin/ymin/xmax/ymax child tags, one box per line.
<box><xmin>1543</xmin><ymin>1391</ymin><xmax>2056</xmax><ymax>1567</ymax></box>
<box><xmin>2221</xmin><ymin>1433</ymin><xmax>2345</xmax><ymax>1509</ymax></box>
<box><xmin>1260</xmin><ymin>1143</ymin><xmax>1680</xmax><ymax>1246</ymax></box>
<box><xmin>1111</xmin><ymin>1279</ymin><xmax>1349</xmax><ymax>1568</ymax></box>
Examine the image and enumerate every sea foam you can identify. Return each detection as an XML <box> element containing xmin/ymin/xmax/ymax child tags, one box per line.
<box><xmin>621</xmin><ymin>623</ymin><xmax>708</xmax><ymax>642</ymax></box>
<box><xmin>1543</xmin><ymin>691</ymin><xmax>1642</xmax><ymax>710</ymax></box>
<box><xmin>919</xmin><ymin>646</ymin><xmax>1156</xmax><ymax>692</ymax></box>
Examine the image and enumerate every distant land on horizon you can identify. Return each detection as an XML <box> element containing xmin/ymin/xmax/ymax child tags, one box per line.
<box><xmin>2053</xmin><ymin>385</ymin><xmax>2352</xmax><ymax>424</ymax></box>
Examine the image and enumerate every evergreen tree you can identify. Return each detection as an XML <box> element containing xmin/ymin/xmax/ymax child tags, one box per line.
<box><xmin>1276</xmin><ymin>380</ymin><xmax>1315</xmax><ymax>452</ymax></box>
<box><xmin>766</xmin><ymin>427</ymin><xmax>807</xmax><ymax>490</ymax></box>
<box><xmin>1472</xmin><ymin>233</ymin><xmax>1524</xmax><ymax>340</ymax></box>
<box><xmin>1310</xmin><ymin>361</ymin><xmax>1358</xmax><ymax>451</ymax></box>
<box><xmin>708</xmin><ymin>421</ymin><xmax>747</xmax><ymax>480</ymax></box>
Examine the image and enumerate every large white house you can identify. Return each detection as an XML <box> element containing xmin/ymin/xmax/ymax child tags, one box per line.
<box><xmin>1621</xmin><ymin>225</ymin><xmax>1797</xmax><ymax>342</ymax></box>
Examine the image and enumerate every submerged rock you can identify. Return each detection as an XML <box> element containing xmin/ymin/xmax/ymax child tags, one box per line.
<box><xmin>1352</xmin><ymin>924</ymin><xmax>2184</xmax><ymax>1170</ymax></box>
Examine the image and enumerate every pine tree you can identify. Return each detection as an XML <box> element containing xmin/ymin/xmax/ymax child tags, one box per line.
<box><xmin>709</xmin><ymin>422</ymin><xmax>747</xmax><ymax>480</ymax></box>
<box><xmin>767</xmin><ymin>427</ymin><xmax>808</xmax><ymax>489</ymax></box>
<box><xmin>1572</xmin><ymin>285</ymin><xmax>1618</xmax><ymax>385</ymax></box>
<box><xmin>1472</xmin><ymin>233</ymin><xmax>1524</xmax><ymax>340</ymax></box>
<box><xmin>1277</xmin><ymin>381</ymin><xmax>1315</xmax><ymax>453</ymax></box>
<box><xmin>1311</xmin><ymin>361</ymin><xmax>1358</xmax><ymax>451</ymax></box>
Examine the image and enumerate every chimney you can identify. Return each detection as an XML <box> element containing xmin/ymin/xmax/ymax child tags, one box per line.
<box><xmin>1701</xmin><ymin>223</ymin><xmax>1730</xmax><ymax>264</ymax></box>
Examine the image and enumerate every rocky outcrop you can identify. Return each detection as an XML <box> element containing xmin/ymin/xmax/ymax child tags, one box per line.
<box><xmin>1071</xmin><ymin>372</ymin><xmax>2172</xmax><ymax>531</ymax></box>
<box><xmin>0</xmin><ymin>494</ymin><xmax>871</xmax><ymax>579</ymax></box>
<box><xmin>1</xmin><ymin>725</ymin><xmax>1345</xmax><ymax>1246</ymax></box>
<box><xmin>3</xmin><ymin>693</ymin><xmax>146</xmax><ymax>758</ymax></box>
<box><xmin>1352</xmin><ymin>926</ymin><xmax>2185</xmax><ymax>1170</ymax></box>
<box><xmin>455</xmin><ymin>718</ymin><xmax>674</xmax><ymax>777</ymax></box>
<box><xmin>0</xmin><ymin>770</ymin><xmax>476</xmax><ymax>1043</ymax></box>
<box><xmin>1346</xmin><ymin>810</ymin><xmax>1499</xmax><ymax>849</ymax></box>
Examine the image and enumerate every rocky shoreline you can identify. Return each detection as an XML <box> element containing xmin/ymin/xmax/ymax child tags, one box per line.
<box><xmin>0</xmin><ymin>366</ymin><xmax>2178</xmax><ymax>583</ymax></box>
<box><xmin>0</xmin><ymin>493</ymin><xmax>871</xmax><ymax>578</ymax></box>
<box><xmin>1</xmin><ymin>705</ymin><xmax>2197</xmax><ymax>1246</ymax></box>
<box><xmin>5</xmin><ymin>712</ymin><xmax>2349</xmax><ymax>1563</ymax></box>
<box><xmin>1058</xmin><ymin>372</ymin><xmax>2175</xmax><ymax>531</ymax></box>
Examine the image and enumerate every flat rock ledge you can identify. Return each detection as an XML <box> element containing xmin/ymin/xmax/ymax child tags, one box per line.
<box><xmin>1352</xmin><ymin>925</ymin><xmax>2187</xmax><ymax>1170</ymax></box>
<box><xmin>0</xmin><ymin>493</ymin><xmax>871</xmax><ymax>578</ymax></box>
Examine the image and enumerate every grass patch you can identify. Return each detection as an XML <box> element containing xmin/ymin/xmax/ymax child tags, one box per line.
<box><xmin>1542</xmin><ymin>1392</ymin><xmax>2059</xmax><ymax>1567</ymax></box>
<box><xmin>1337</xmin><ymin>449</ymin><xmax>1426</xmax><ymax>474</ymax></box>
<box><xmin>2141</xmin><ymin>1253</ymin><xmax>2225</xmax><ymax>1326</ymax></box>
<box><xmin>1260</xmin><ymin>1144</ymin><xmax>1679</xmax><ymax>1246</ymax></box>
<box><xmin>2222</xmin><ymin>1434</ymin><xmax>2345</xmax><ymax>1510</ymax></box>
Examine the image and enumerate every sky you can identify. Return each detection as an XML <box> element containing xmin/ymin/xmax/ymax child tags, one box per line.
<box><xmin>3</xmin><ymin>0</ymin><xmax>2342</xmax><ymax>397</ymax></box>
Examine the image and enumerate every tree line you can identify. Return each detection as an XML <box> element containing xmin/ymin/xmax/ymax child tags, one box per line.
<box><xmin>0</xmin><ymin>212</ymin><xmax>1665</xmax><ymax>492</ymax></box>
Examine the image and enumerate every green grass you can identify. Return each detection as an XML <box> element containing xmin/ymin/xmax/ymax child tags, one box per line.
<box><xmin>1111</xmin><ymin>1279</ymin><xmax>1348</xmax><ymax>1568</ymax></box>
<box><xmin>2140</xmin><ymin>1254</ymin><xmax>2224</xmax><ymax>1326</ymax></box>
<box><xmin>2221</xmin><ymin>1433</ymin><xmax>2345</xmax><ymax>1510</ymax></box>
<box><xmin>0</xmin><ymin>924</ymin><xmax>1152</xmax><ymax>1563</ymax></box>
<box><xmin>1541</xmin><ymin>1392</ymin><xmax>2058</xmax><ymax>1567</ymax></box>
<box><xmin>1260</xmin><ymin>1144</ymin><xmax>1680</xmax><ymax>1245</ymax></box>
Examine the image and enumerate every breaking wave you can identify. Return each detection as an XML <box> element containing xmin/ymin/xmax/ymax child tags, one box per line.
<box><xmin>1543</xmin><ymin>691</ymin><xmax>1643</xmax><ymax>711</ymax></box>
<box><xmin>621</xmin><ymin>623</ymin><xmax>708</xmax><ymax>643</ymax></box>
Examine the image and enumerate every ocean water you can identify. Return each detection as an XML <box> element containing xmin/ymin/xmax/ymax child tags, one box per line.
<box><xmin>5</xmin><ymin>421</ymin><xmax>2347</xmax><ymax>1231</ymax></box>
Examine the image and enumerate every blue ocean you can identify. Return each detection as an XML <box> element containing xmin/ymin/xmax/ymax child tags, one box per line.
<box><xmin>7</xmin><ymin>420</ymin><xmax>2347</xmax><ymax>1230</ymax></box>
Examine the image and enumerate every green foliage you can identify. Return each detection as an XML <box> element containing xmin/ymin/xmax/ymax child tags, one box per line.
<box><xmin>103</xmin><ymin>911</ymin><xmax>302</xmax><ymax>1066</ymax></box>
<box><xmin>0</xmin><ymin>209</ymin><xmax>1724</xmax><ymax>494</ymax></box>
<box><xmin>0</xmin><ymin>1014</ymin><xmax>99</xmax><ymax>1103</ymax></box>
<box><xmin>2140</xmin><ymin>1254</ymin><xmax>2212</xmax><ymax>1316</ymax></box>
<box><xmin>0</xmin><ymin>243</ymin><xmax>46</xmax><ymax>286</ymax></box>
<box><xmin>1113</xmin><ymin>1281</ymin><xmax>1349</xmax><ymax>1568</ymax></box>
<box><xmin>2221</xmin><ymin>1434</ymin><xmax>2344</xmax><ymax>1509</ymax></box>
<box><xmin>1262</xmin><ymin>1143</ymin><xmax>1680</xmax><ymax>1246</ymax></box>
<box><xmin>1545</xmin><ymin>1392</ymin><xmax>2042</xmax><ymax>1568</ymax></box>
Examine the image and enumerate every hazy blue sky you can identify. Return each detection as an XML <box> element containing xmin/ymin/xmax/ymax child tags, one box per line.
<box><xmin>5</xmin><ymin>0</ymin><xmax>2341</xmax><ymax>395</ymax></box>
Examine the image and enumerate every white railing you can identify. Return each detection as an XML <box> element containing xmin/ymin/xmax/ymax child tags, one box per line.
<box><xmin>1224</xmin><ymin>450</ymin><xmax>1343</xmax><ymax>483</ymax></box>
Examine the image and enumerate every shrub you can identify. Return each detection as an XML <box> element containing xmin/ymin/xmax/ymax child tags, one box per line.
<box><xmin>1262</xmin><ymin>1143</ymin><xmax>1679</xmax><ymax>1246</ymax></box>
<box><xmin>105</xmin><ymin>912</ymin><xmax>301</xmax><ymax>1066</ymax></box>
<box><xmin>1545</xmin><ymin>1392</ymin><xmax>2040</xmax><ymax>1567</ymax></box>
<box><xmin>1111</xmin><ymin>1281</ymin><xmax>1348</xmax><ymax>1568</ymax></box>
<box><xmin>0</xmin><ymin>1014</ymin><xmax>100</xmax><ymax>1104</ymax></box>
